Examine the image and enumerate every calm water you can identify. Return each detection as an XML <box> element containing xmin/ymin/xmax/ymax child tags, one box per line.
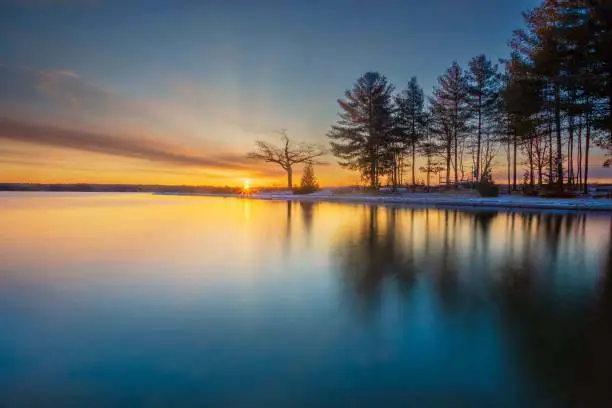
<box><xmin>0</xmin><ymin>193</ymin><xmax>611</xmax><ymax>407</ymax></box>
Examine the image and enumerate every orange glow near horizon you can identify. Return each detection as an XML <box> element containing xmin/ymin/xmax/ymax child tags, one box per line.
<box><xmin>1</xmin><ymin>137</ymin><xmax>611</xmax><ymax>187</ymax></box>
<box><xmin>0</xmin><ymin>143</ymin><xmax>362</xmax><ymax>187</ymax></box>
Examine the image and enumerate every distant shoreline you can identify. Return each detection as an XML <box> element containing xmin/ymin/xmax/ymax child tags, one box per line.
<box><xmin>2</xmin><ymin>188</ymin><xmax>611</xmax><ymax>211</ymax></box>
<box><xmin>154</xmin><ymin>191</ymin><xmax>612</xmax><ymax>212</ymax></box>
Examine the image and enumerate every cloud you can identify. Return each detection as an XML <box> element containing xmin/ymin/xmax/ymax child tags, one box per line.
<box><xmin>0</xmin><ymin>64</ymin><xmax>114</xmax><ymax>125</ymax></box>
<box><xmin>0</xmin><ymin>118</ymin><xmax>275</xmax><ymax>175</ymax></box>
<box><xmin>0</xmin><ymin>63</ymin><xmax>326</xmax><ymax>146</ymax></box>
<box><xmin>0</xmin><ymin>64</ymin><xmax>294</xmax><ymax>181</ymax></box>
<box><xmin>0</xmin><ymin>64</ymin><xmax>269</xmax><ymax>146</ymax></box>
<box><xmin>0</xmin><ymin>64</ymin><xmax>187</xmax><ymax>137</ymax></box>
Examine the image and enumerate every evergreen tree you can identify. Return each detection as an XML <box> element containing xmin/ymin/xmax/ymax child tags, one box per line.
<box><xmin>328</xmin><ymin>72</ymin><xmax>395</xmax><ymax>189</ymax></box>
<box><xmin>429</xmin><ymin>96</ymin><xmax>453</xmax><ymax>186</ymax></box>
<box><xmin>430</xmin><ymin>62</ymin><xmax>471</xmax><ymax>185</ymax></box>
<box><xmin>512</xmin><ymin>0</ymin><xmax>566</xmax><ymax>189</ymax></box>
<box><xmin>502</xmin><ymin>53</ymin><xmax>545</xmax><ymax>190</ymax></box>
<box><xmin>419</xmin><ymin>111</ymin><xmax>444</xmax><ymax>189</ymax></box>
<box><xmin>395</xmin><ymin>77</ymin><xmax>426</xmax><ymax>187</ymax></box>
<box><xmin>297</xmin><ymin>162</ymin><xmax>319</xmax><ymax>194</ymax></box>
<box><xmin>509</xmin><ymin>0</ymin><xmax>612</xmax><ymax>191</ymax></box>
<box><xmin>467</xmin><ymin>54</ymin><xmax>501</xmax><ymax>181</ymax></box>
<box><xmin>589</xmin><ymin>0</ymin><xmax>612</xmax><ymax>188</ymax></box>
<box><xmin>589</xmin><ymin>0</ymin><xmax>612</xmax><ymax>138</ymax></box>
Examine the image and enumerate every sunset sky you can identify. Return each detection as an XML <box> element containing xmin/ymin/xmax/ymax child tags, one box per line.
<box><xmin>1</xmin><ymin>0</ymin><xmax>610</xmax><ymax>186</ymax></box>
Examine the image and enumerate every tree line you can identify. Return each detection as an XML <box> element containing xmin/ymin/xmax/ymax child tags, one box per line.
<box><xmin>328</xmin><ymin>0</ymin><xmax>612</xmax><ymax>193</ymax></box>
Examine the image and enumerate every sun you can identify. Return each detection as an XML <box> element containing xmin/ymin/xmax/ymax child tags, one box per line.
<box><xmin>243</xmin><ymin>178</ymin><xmax>251</xmax><ymax>191</ymax></box>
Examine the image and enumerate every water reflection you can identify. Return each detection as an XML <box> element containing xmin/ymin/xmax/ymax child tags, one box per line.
<box><xmin>332</xmin><ymin>205</ymin><xmax>612</xmax><ymax>407</ymax></box>
<box><xmin>282</xmin><ymin>201</ymin><xmax>319</xmax><ymax>250</ymax></box>
<box><xmin>1</xmin><ymin>194</ymin><xmax>611</xmax><ymax>407</ymax></box>
<box><xmin>332</xmin><ymin>206</ymin><xmax>420</xmax><ymax>314</ymax></box>
<box><xmin>300</xmin><ymin>202</ymin><xmax>314</xmax><ymax>242</ymax></box>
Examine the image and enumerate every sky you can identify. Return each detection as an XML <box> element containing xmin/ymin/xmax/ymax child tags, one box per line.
<box><xmin>1</xmin><ymin>0</ymin><xmax>608</xmax><ymax>186</ymax></box>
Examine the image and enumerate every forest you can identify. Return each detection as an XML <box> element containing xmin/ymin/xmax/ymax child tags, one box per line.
<box><xmin>328</xmin><ymin>0</ymin><xmax>612</xmax><ymax>194</ymax></box>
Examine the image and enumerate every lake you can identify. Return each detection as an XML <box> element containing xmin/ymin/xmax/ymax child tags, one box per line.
<box><xmin>0</xmin><ymin>192</ymin><xmax>611</xmax><ymax>407</ymax></box>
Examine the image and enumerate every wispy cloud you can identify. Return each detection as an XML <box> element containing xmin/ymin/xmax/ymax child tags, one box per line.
<box><xmin>0</xmin><ymin>64</ymin><xmax>192</xmax><ymax>138</ymax></box>
<box><xmin>0</xmin><ymin>118</ymin><xmax>276</xmax><ymax>175</ymax></box>
<box><xmin>0</xmin><ymin>64</ymin><xmax>296</xmax><ymax>181</ymax></box>
<box><xmin>0</xmin><ymin>64</ymin><xmax>158</xmax><ymax>130</ymax></box>
<box><xmin>0</xmin><ymin>64</ymin><xmax>277</xmax><ymax>147</ymax></box>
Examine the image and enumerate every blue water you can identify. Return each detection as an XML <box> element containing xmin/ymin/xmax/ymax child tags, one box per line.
<box><xmin>0</xmin><ymin>193</ymin><xmax>610</xmax><ymax>407</ymax></box>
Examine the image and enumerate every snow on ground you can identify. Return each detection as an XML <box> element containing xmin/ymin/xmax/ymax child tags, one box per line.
<box><xmin>156</xmin><ymin>190</ymin><xmax>612</xmax><ymax>211</ymax></box>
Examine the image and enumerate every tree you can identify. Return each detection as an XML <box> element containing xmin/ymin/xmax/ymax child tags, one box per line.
<box><xmin>429</xmin><ymin>97</ymin><xmax>453</xmax><ymax>186</ymax></box>
<box><xmin>502</xmin><ymin>51</ymin><xmax>545</xmax><ymax>191</ymax></box>
<box><xmin>589</xmin><ymin>0</ymin><xmax>612</xmax><ymax>191</ymax></box>
<box><xmin>590</xmin><ymin>0</ymin><xmax>612</xmax><ymax>139</ymax></box>
<box><xmin>247</xmin><ymin>130</ymin><xmax>325</xmax><ymax>189</ymax></box>
<box><xmin>297</xmin><ymin>161</ymin><xmax>319</xmax><ymax>194</ymax></box>
<box><xmin>512</xmin><ymin>0</ymin><xmax>566</xmax><ymax>190</ymax></box>
<box><xmin>328</xmin><ymin>72</ymin><xmax>395</xmax><ymax>189</ymax></box>
<box><xmin>419</xmin><ymin>112</ymin><xmax>444</xmax><ymax>189</ymax></box>
<box><xmin>506</xmin><ymin>0</ymin><xmax>612</xmax><ymax>192</ymax></box>
<box><xmin>467</xmin><ymin>54</ymin><xmax>501</xmax><ymax>181</ymax></box>
<box><xmin>430</xmin><ymin>62</ymin><xmax>471</xmax><ymax>185</ymax></box>
<box><xmin>395</xmin><ymin>77</ymin><xmax>426</xmax><ymax>187</ymax></box>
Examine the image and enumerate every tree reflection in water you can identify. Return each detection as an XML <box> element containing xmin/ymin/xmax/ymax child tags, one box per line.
<box><xmin>331</xmin><ymin>206</ymin><xmax>612</xmax><ymax>407</ymax></box>
<box><xmin>331</xmin><ymin>206</ymin><xmax>420</xmax><ymax>315</ymax></box>
<box><xmin>300</xmin><ymin>201</ymin><xmax>314</xmax><ymax>245</ymax></box>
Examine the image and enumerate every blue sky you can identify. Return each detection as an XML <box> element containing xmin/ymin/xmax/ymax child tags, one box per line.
<box><xmin>2</xmin><ymin>0</ymin><xmax>537</xmax><ymax>92</ymax></box>
<box><xmin>8</xmin><ymin>0</ymin><xmax>599</xmax><ymax>186</ymax></box>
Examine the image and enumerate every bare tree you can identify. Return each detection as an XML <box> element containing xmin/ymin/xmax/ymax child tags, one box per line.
<box><xmin>247</xmin><ymin>130</ymin><xmax>326</xmax><ymax>189</ymax></box>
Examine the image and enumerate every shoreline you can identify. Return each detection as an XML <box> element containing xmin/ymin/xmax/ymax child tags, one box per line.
<box><xmin>154</xmin><ymin>192</ymin><xmax>612</xmax><ymax>212</ymax></box>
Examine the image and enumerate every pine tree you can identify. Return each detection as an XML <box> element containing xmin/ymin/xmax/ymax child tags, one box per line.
<box><xmin>430</xmin><ymin>62</ymin><xmax>471</xmax><ymax>185</ymax></box>
<box><xmin>429</xmin><ymin>96</ymin><xmax>453</xmax><ymax>186</ymax></box>
<box><xmin>509</xmin><ymin>0</ymin><xmax>612</xmax><ymax>192</ymax></box>
<box><xmin>419</xmin><ymin>111</ymin><xmax>444</xmax><ymax>189</ymax></box>
<box><xmin>395</xmin><ymin>77</ymin><xmax>426</xmax><ymax>187</ymax></box>
<box><xmin>297</xmin><ymin>162</ymin><xmax>319</xmax><ymax>194</ymax></box>
<box><xmin>502</xmin><ymin>53</ymin><xmax>545</xmax><ymax>190</ymax></box>
<box><xmin>512</xmin><ymin>0</ymin><xmax>566</xmax><ymax>190</ymax></box>
<box><xmin>589</xmin><ymin>0</ymin><xmax>612</xmax><ymax>187</ymax></box>
<box><xmin>328</xmin><ymin>72</ymin><xmax>395</xmax><ymax>189</ymax></box>
<box><xmin>467</xmin><ymin>54</ymin><xmax>501</xmax><ymax>181</ymax></box>
<box><xmin>589</xmin><ymin>0</ymin><xmax>612</xmax><ymax>138</ymax></box>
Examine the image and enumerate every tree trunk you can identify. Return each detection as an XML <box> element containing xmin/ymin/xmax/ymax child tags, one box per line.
<box><xmin>568</xmin><ymin>111</ymin><xmax>574</xmax><ymax>187</ymax></box>
<box><xmin>576</xmin><ymin>117</ymin><xmax>582</xmax><ymax>188</ymax></box>
<box><xmin>476</xmin><ymin>95</ymin><xmax>482</xmax><ymax>181</ymax></box>
<box><xmin>513</xmin><ymin>130</ymin><xmax>517</xmax><ymax>191</ymax></box>
<box><xmin>609</xmin><ymin>84</ymin><xmax>612</xmax><ymax>141</ymax></box>
<box><xmin>396</xmin><ymin>157</ymin><xmax>400</xmax><ymax>191</ymax></box>
<box><xmin>538</xmin><ymin>164</ymin><xmax>543</xmax><ymax>186</ymax></box>
<box><xmin>475</xmin><ymin>94</ymin><xmax>482</xmax><ymax>181</ymax></box>
<box><xmin>399</xmin><ymin>155</ymin><xmax>403</xmax><ymax>186</ymax></box>
<box><xmin>446</xmin><ymin>140</ymin><xmax>451</xmax><ymax>186</ymax></box>
<box><xmin>370</xmin><ymin>148</ymin><xmax>377</xmax><ymax>189</ymax></box>
<box><xmin>529</xmin><ymin>138</ymin><xmax>535</xmax><ymax>187</ymax></box>
<box><xmin>454</xmin><ymin>130</ymin><xmax>458</xmax><ymax>185</ymax></box>
<box><xmin>584</xmin><ymin>110</ymin><xmax>590</xmax><ymax>195</ymax></box>
<box><xmin>548</xmin><ymin>111</ymin><xmax>554</xmax><ymax>185</ymax></box>
<box><xmin>555</xmin><ymin>83</ymin><xmax>563</xmax><ymax>190</ymax></box>
<box><xmin>412</xmin><ymin>143</ymin><xmax>416</xmax><ymax>187</ymax></box>
<box><xmin>287</xmin><ymin>167</ymin><xmax>293</xmax><ymax>190</ymax></box>
<box><xmin>507</xmin><ymin>125</ymin><xmax>511</xmax><ymax>195</ymax></box>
